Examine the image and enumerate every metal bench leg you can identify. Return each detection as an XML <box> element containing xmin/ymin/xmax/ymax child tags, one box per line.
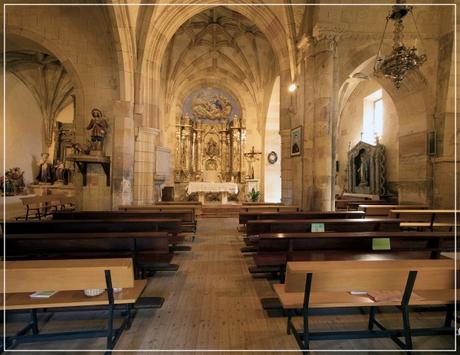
<box><xmin>125</xmin><ymin>304</ymin><xmax>133</xmax><ymax>330</ymax></box>
<box><xmin>302</xmin><ymin>308</ymin><xmax>309</xmax><ymax>351</ymax></box>
<box><xmin>301</xmin><ymin>273</ymin><xmax>313</xmax><ymax>352</ymax></box>
<box><xmin>401</xmin><ymin>306</ymin><xmax>413</xmax><ymax>350</ymax></box>
<box><xmin>286</xmin><ymin>310</ymin><xmax>292</xmax><ymax>335</ymax></box>
<box><xmin>368</xmin><ymin>306</ymin><xmax>376</xmax><ymax>331</ymax></box>
<box><xmin>30</xmin><ymin>309</ymin><xmax>39</xmax><ymax>335</ymax></box>
<box><xmin>104</xmin><ymin>270</ymin><xmax>115</xmax><ymax>353</ymax></box>
<box><xmin>400</xmin><ymin>271</ymin><xmax>417</xmax><ymax>350</ymax></box>
<box><xmin>280</xmin><ymin>265</ymin><xmax>286</xmax><ymax>283</ymax></box>
<box><xmin>444</xmin><ymin>304</ymin><xmax>454</xmax><ymax>327</ymax></box>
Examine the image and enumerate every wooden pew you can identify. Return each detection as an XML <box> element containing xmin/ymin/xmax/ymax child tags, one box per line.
<box><xmin>242</xmin><ymin>202</ymin><xmax>284</xmax><ymax>206</ymax></box>
<box><xmin>274</xmin><ymin>259</ymin><xmax>456</xmax><ymax>351</ymax></box>
<box><xmin>3</xmin><ymin>218</ymin><xmax>188</xmax><ymax>250</ymax></box>
<box><xmin>390</xmin><ymin>209</ymin><xmax>459</xmax><ymax>231</ymax></box>
<box><xmin>119</xmin><ymin>203</ymin><xmax>201</xmax><ymax>217</ymax></box>
<box><xmin>4</xmin><ymin>232</ymin><xmax>178</xmax><ymax>278</ymax></box>
<box><xmin>245</xmin><ymin>218</ymin><xmax>401</xmax><ymax>236</ymax></box>
<box><xmin>336</xmin><ymin>199</ymin><xmax>391</xmax><ymax>211</ymax></box>
<box><xmin>240</xmin><ymin>206</ymin><xmax>301</xmax><ymax>213</ymax></box>
<box><xmin>2</xmin><ymin>258</ymin><xmax>161</xmax><ymax>353</ymax></box>
<box><xmin>239</xmin><ymin>211</ymin><xmax>365</xmax><ymax>225</ymax></box>
<box><xmin>52</xmin><ymin>210</ymin><xmax>197</xmax><ymax>238</ymax></box>
<box><xmin>252</xmin><ymin>231</ymin><xmax>455</xmax><ymax>283</ymax></box>
<box><xmin>358</xmin><ymin>204</ymin><xmax>428</xmax><ymax>217</ymax></box>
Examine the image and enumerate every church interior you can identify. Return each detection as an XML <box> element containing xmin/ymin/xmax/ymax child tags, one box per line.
<box><xmin>0</xmin><ymin>0</ymin><xmax>458</xmax><ymax>352</ymax></box>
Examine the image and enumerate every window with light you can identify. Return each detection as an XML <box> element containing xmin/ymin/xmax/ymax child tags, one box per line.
<box><xmin>362</xmin><ymin>89</ymin><xmax>383</xmax><ymax>145</ymax></box>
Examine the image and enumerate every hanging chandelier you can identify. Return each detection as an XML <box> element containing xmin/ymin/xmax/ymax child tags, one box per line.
<box><xmin>374</xmin><ymin>0</ymin><xmax>427</xmax><ymax>89</ymax></box>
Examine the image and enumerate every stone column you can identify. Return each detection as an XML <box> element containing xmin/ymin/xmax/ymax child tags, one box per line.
<box><xmin>279</xmin><ymin>69</ymin><xmax>293</xmax><ymax>205</ymax></box>
<box><xmin>133</xmin><ymin>127</ymin><xmax>159</xmax><ymax>204</ymax></box>
<box><xmin>301</xmin><ymin>24</ymin><xmax>343</xmax><ymax>210</ymax></box>
<box><xmin>111</xmin><ymin>100</ymin><xmax>135</xmax><ymax>209</ymax></box>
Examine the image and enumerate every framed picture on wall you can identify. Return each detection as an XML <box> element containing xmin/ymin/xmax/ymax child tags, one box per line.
<box><xmin>290</xmin><ymin>126</ymin><xmax>302</xmax><ymax>157</ymax></box>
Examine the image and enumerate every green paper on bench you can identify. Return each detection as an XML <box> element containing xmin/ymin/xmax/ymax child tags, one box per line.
<box><xmin>372</xmin><ymin>238</ymin><xmax>391</xmax><ymax>250</ymax></box>
<box><xmin>311</xmin><ymin>223</ymin><xmax>325</xmax><ymax>232</ymax></box>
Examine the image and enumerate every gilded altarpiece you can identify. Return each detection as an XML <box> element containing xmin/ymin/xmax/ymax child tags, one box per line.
<box><xmin>175</xmin><ymin>88</ymin><xmax>246</xmax><ymax>201</ymax></box>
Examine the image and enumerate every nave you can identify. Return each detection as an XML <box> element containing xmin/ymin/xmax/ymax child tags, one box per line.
<box><xmin>4</xmin><ymin>217</ymin><xmax>454</xmax><ymax>353</ymax></box>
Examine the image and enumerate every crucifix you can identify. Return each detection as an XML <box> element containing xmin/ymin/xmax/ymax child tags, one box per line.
<box><xmin>244</xmin><ymin>146</ymin><xmax>262</xmax><ymax>180</ymax></box>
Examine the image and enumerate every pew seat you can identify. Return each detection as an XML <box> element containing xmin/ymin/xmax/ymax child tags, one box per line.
<box><xmin>274</xmin><ymin>259</ymin><xmax>456</xmax><ymax>351</ymax></box>
<box><xmin>2</xmin><ymin>258</ymin><xmax>153</xmax><ymax>353</ymax></box>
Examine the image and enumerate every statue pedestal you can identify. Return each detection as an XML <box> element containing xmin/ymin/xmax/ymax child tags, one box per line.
<box><xmin>66</xmin><ymin>154</ymin><xmax>111</xmax><ymax>186</ymax></box>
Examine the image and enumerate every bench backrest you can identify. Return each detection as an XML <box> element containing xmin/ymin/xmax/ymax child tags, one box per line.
<box><xmin>359</xmin><ymin>205</ymin><xmax>428</xmax><ymax>217</ymax></box>
<box><xmin>257</xmin><ymin>231</ymin><xmax>454</xmax><ymax>254</ymax></box>
<box><xmin>5</xmin><ymin>232</ymin><xmax>170</xmax><ymax>260</ymax></box>
<box><xmin>155</xmin><ymin>201</ymin><xmax>202</xmax><ymax>206</ymax></box>
<box><xmin>240</xmin><ymin>206</ymin><xmax>300</xmax><ymax>213</ymax></box>
<box><xmin>52</xmin><ymin>210</ymin><xmax>194</xmax><ymax>223</ymax></box>
<box><xmin>239</xmin><ymin>211</ymin><xmax>364</xmax><ymax>224</ymax></box>
<box><xmin>242</xmin><ymin>202</ymin><xmax>285</xmax><ymax>206</ymax></box>
<box><xmin>390</xmin><ymin>210</ymin><xmax>458</xmax><ymax>223</ymax></box>
<box><xmin>3</xmin><ymin>219</ymin><xmax>181</xmax><ymax>235</ymax></box>
<box><xmin>284</xmin><ymin>259</ymin><xmax>455</xmax><ymax>293</ymax></box>
<box><xmin>246</xmin><ymin>218</ymin><xmax>401</xmax><ymax>235</ymax></box>
<box><xmin>2</xmin><ymin>258</ymin><xmax>134</xmax><ymax>293</ymax></box>
<box><xmin>119</xmin><ymin>205</ymin><xmax>200</xmax><ymax>215</ymax></box>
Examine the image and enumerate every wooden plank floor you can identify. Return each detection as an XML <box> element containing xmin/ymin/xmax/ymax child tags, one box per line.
<box><xmin>4</xmin><ymin>218</ymin><xmax>455</xmax><ymax>353</ymax></box>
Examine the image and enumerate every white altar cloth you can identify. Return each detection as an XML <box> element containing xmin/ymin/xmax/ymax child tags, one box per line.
<box><xmin>186</xmin><ymin>182</ymin><xmax>239</xmax><ymax>194</ymax></box>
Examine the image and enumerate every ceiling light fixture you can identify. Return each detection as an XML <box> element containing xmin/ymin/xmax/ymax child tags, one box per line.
<box><xmin>374</xmin><ymin>0</ymin><xmax>427</xmax><ymax>89</ymax></box>
<box><xmin>288</xmin><ymin>83</ymin><xmax>297</xmax><ymax>93</ymax></box>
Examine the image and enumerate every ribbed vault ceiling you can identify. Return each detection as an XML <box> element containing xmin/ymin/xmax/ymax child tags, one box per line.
<box><xmin>161</xmin><ymin>6</ymin><xmax>278</xmax><ymax>114</ymax></box>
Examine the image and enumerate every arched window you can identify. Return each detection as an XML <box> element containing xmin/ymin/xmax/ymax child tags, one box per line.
<box><xmin>362</xmin><ymin>89</ymin><xmax>383</xmax><ymax>144</ymax></box>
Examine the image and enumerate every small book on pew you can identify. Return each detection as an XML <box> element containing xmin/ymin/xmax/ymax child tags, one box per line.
<box><xmin>367</xmin><ymin>290</ymin><xmax>424</xmax><ymax>302</ymax></box>
<box><xmin>30</xmin><ymin>290</ymin><xmax>58</xmax><ymax>298</ymax></box>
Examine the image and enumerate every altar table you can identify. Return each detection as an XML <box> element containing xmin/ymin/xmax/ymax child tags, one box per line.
<box><xmin>186</xmin><ymin>182</ymin><xmax>239</xmax><ymax>204</ymax></box>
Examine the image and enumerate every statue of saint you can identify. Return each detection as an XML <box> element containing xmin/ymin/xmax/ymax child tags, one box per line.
<box><xmin>87</xmin><ymin>108</ymin><xmax>108</xmax><ymax>153</ymax></box>
<box><xmin>54</xmin><ymin>160</ymin><xmax>65</xmax><ymax>182</ymax></box>
<box><xmin>36</xmin><ymin>153</ymin><xmax>53</xmax><ymax>183</ymax></box>
<box><xmin>357</xmin><ymin>153</ymin><xmax>369</xmax><ymax>186</ymax></box>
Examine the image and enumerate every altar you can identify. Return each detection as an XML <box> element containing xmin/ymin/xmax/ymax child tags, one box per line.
<box><xmin>186</xmin><ymin>182</ymin><xmax>238</xmax><ymax>204</ymax></box>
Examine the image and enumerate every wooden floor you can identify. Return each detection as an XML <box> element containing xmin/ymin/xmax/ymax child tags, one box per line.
<box><xmin>5</xmin><ymin>218</ymin><xmax>455</xmax><ymax>353</ymax></box>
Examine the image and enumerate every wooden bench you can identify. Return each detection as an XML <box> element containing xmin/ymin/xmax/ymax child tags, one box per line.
<box><xmin>239</xmin><ymin>211</ymin><xmax>365</xmax><ymax>225</ymax></box>
<box><xmin>17</xmin><ymin>194</ymin><xmax>75</xmax><ymax>220</ymax></box>
<box><xmin>52</xmin><ymin>210</ymin><xmax>197</xmax><ymax>239</ymax></box>
<box><xmin>242</xmin><ymin>202</ymin><xmax>285</xmax><ymax>206</ymax></box>
<box><xmin>358</xmin><ymin>204</ymin><xmax>428</xmax><ymax>217</ymax></box>
<box><xmin>390</xmin><ymin>209</ymin><xmax>459</xmax><ymax>231</ymax></box>
<box><xmin>245</xmin><ymin>218</ymin><xmax>402</xmax><ymax>236</ymax></box>
<box><xmin>336</xmin><ymin>199</ymin><xmax>391</xmax><ymax>211</ymax></box>
<box><xmin>239</xmin><ymin>206</ymin><xmax>301</xmax><ymax>213</ymax></box>
<box><xmin>4</xmin><ymin>232</ymin><xmax>178</xmax><ymax>278</ymax></box>
<box><xmin>119</xmin><ymin>203</ymin><xmax>202</xmax><ymax>216</ymax></box>
<box><xmin>1</xmin><ymin>258</ymin><xmax>161</xmax><ymax>353</ymax></box>
<box><xmin>251</xmin><ymin>231</ymin><xmax>455</xmax><ymax>282</ymax></box>
<box><xmin>273</xmin><ymin>259</ymin><xmax>456</xmax><ymax>351</ymax></box>
<box><xmin>3</xmin><ymin>218</ymin><xmax>189</xmax><ymax>251</ymax></box>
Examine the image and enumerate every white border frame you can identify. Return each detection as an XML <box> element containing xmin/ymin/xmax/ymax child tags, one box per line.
<box><xmin>2</xmin><ymin>2</ymin><xmax>457</xmax><ymax>353</ymax></box>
